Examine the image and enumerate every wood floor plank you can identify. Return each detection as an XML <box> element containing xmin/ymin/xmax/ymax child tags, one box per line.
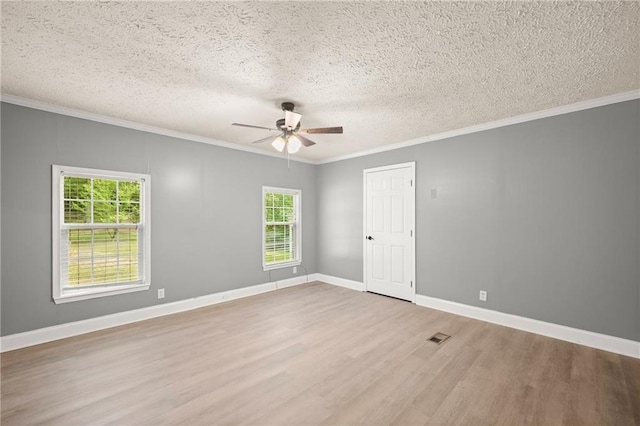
<box><xmin>596</xmin><ymin>349</ymin><xmax>636</xmax><ymax>425</ymax></box>
<box><xmin>621</xmin><ymin>355</ymin><xmax>640</xmax><ymax>425</ymax></box>
<box><xmin>1</xmin><ymin>281</ymin><xmax>638</xmax><ymax>425</ymax></box>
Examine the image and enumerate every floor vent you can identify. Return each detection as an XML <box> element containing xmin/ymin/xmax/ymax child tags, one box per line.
<box><xmin>428</xmin><ymin>332</ymin><xmax>451</xmax><ymax>344</ymax></box>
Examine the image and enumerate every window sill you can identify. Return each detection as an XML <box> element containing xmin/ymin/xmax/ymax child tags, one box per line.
<box><xmin>263</xmin><ymin>260</ymin><xmax>301</xmax><ymax>272</ymax></box>
<box><xmin>53</xmin><ymin>283</ymin><xmax>150</xmax><ymax>304</ymax></box>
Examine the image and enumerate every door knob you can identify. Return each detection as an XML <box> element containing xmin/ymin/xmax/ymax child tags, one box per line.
<box><xmin>366</xmin><ymin>236</ymin><xmax>374</xmax><ymax>240</ymax></box>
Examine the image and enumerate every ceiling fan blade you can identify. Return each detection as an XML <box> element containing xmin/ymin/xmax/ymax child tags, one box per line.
<box><xmin>232</xmin><ymin>123</ymin><xmax>278</xmax><ymax>131</ymax></box>
<box><xmin>299</xmin><ymin>126</ymin><xmax>343</xmax><ymax>134</ymax></box>
<box><xmin>251</xmin><ymin>134</ymin><xmax>281</xmax><ymax>144</ymax></box>
<box><xmin>295</xmin><ymin>134</ymin><xmax>316</xmax><ymax>147</ymax></box>
<box><xmin>284</xmin><ymin>111</ymin><xmax>302</xmax><ymax>129</ymax></box>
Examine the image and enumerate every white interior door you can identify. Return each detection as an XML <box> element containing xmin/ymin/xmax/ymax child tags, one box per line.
<box><xmin>364</xmin><ymin>162</ymin><xmax>415</xmax><ymax>302</ymax></box>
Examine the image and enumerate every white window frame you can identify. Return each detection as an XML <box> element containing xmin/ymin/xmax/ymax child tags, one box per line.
<box><xmin>52</xmin><ymin>165</ymin><xmax>151</xmax><ymax>304</ymax></box>
<box><xmin>262</xmin><ymin>186</ymin><xmax>302</xmax><ymax>271</ymax></box>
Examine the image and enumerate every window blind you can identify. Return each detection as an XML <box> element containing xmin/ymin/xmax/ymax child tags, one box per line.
<box><xmin>263</xmin><ymin>188</ymin><xmax>301</xmax><ymax>269</ymax></box>
<box><xmin>61</xmin><ymin>175</ymin><xmax>144</xmax><ymax>289</ymax></box>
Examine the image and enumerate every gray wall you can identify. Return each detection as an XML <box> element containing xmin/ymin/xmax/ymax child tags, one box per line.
<box><xmin>2</xmin><ymin>100</ymin><xmax>639</xmax><ymax>342</ymax></box>
<box><xmin>317</xmin><ymin>100</ymin><xmax>639</xmax><ymax>341</ymax></box>
<box><xmin>1</xmin><ymin>103</ymin><xmax>317</xmax><ymax>335</ymax></box>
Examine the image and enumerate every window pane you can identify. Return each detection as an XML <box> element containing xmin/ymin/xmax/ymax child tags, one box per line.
<box><xmin>118</xmin><ymin>181</ymin><xmax>140</xmax><ymax>202</ymax></box>
<box><xmin>273</xmin><ymin>207</ymin><xmax>282</xmax><ymax>222</ymax></box>
<box><xmin>264</xmin><ymin>224</ymin><xmax>294</xmax><ymax>263</ymax></box>
<box><xmin>93</xmin><ymin>179</ymin><xmax>117</xmax><ymax>201</ymax></box>
<box><xmin>64</xmin><ymin>177</ymin><xmax>90</xmax><ymax>200</ymax></box>
<box><xmin>64</xmin><ymin>200</ymin><xmax>90</xmax><ymax>223</ymax></box>
<box><xmin>66</xmin><ymin>227</ymin><xmax>139</xmax><ymax>287</ymax></box>
<box><xmin>273</xmin><ymin>193</ymin><xmax>283</xmax><ymax>208</ymax></box>
<box><xmin>118</xmin><ymin>202</ymin><xmax>140</xmax><ymax>224</ymax></box>
<box><xmin>92</xmin><ymin>229</ymin><xmax>118</xmax><ymax>284</ymax></box>
<box><xmin>93</xmin><ymin>201</ymin><xmax>117</xmax><ymax>223</ymax></box>
<box><xmin>263</xmin><ymin>189</ymin><xmax>299</xmax><ymax>267</ymax></box>
<box><xmin>67</xmin><ymin>229</ymin><xmax>94</xmax><ymax>285</ymax></box>
<box><xmin>284</xmin><ymin>194</ymin><xmax>293</xmax><ymax>207</ymax></box>
<box><xmin>285</xmin><ymin>207</ymin><xmax>294</xmax><ymax>222</ymax></box>
<box><xmin>117</xmin><ymin>228</ymin><xmax>139</xmax><ymax>281</ymax></box>
<box><xmin>265</xmin><ymin>192</ymin><xmax>274</xmax><ymax>208</ymax></box>
<box><xmin>93</xmin><ymin>255</ymin><xmax>119</xmax><ymax>283</ymax></box>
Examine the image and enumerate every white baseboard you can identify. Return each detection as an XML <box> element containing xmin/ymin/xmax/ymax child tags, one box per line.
<box><xmin>0</xmin><ymin>276</ymin><xmax>310</xmax><ymax>353</ymax></box>
<box><xmin>4</xmin><ymin>274</ymin><xmax>637</xmax><ymax>359</ymax></box>
<box><xmin>314</xmin><ymin>273</ymin><xmax>364</xmax><ymax>292</ymax></box>
<box><xmin>312</xmin><ymin>274</ymin><xmax>638</xmax><ymax>358</ymax></box>
<box><xmin>415</xmin><ymin>295</ymin><xmax>639</xmax><ymax>359</ymax></box>
<box><xmin>276</xmin><ymin>275</ymin><xmax>311</xmax><ymax>289</ymax></box>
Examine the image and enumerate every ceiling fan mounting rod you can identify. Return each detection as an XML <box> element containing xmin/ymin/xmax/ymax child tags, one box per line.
<box><xmin>281</xmin><ymin>102</ymin><xmax>295</xmax><ymax>112</ymax></box>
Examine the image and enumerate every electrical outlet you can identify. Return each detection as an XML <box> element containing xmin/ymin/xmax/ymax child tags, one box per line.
<box><xmin>479</xmin><ymin>290</ymin><xmax>487</xmax><ymax>302</ymax></box>
<box><xmin>158</xmin><ymin>288</ymin><xmax>165</xmax><ymax>299</ymax></box>
<box><xmin>293</xmin><ymin>266</ymin><xmax>297</xmax><ymax>274</ymax></box>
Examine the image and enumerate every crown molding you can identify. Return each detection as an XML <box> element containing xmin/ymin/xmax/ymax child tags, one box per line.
<box><xmin>0</xmin><ymin>94</ymin><xmax>316</xmax><ymax>165</ymax></box>
<box><xmin>3</xmin><ymin>90</ymin><xmax>638</xmax><ymax>166</ymax></box>
<box><xmin>316</xmin><ymin>89</ymin><xmax>640</xmax><ymax>164</ymax></box>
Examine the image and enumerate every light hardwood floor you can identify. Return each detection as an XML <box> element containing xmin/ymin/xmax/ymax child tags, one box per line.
<box><xmin>2</xmin><ymin>282</ymin><xmax>639</xmax><ymax>425</ymax></box>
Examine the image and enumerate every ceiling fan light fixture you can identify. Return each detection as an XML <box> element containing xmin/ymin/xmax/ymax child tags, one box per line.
<box><xmin>232</xmin><ymin>101</ymin><xmax>342</xmax><ymax>156</ymax></box>
<box><xmin>287</xmin><ymin>135</ymin><xmax>302</xmax><ymax>154</ymax></box>
<box><xmin>272</xmin><ymin>136</ymin><xmax>286</xmax><ymax>152</ymax></box>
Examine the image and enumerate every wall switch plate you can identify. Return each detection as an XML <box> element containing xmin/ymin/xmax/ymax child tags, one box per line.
<box><xmin>293</xmin><ymin>266</ymin><xmax>297</xmax><ymax>274</ymax></box>
<box><xmin>158</xmin><ymin>288</ymin><xmax>165</xmax><ymax>299</ymax></box>
<box><xmin>479</xmin><ymin>290</ymin><xmax>487</xmax><ymax>302</ymax></box>
<box><xmin>430</xmin><ymin>188</ymin><xmax>438</xmax><ymax>199</ymax></box>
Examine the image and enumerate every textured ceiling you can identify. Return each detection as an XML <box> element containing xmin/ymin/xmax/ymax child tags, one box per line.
<box><xmin>2</xmin><ymin>1</ymin><xmax>639</xmax><ymax>162</ymax></box>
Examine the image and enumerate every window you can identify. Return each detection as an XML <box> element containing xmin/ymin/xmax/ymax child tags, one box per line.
<box><xmin>52</xmin><ymin>165</ymin><xmax>151</xmax><ymax>303</ymax></box>
<box><xmin>263</xmin><ymin>187</ymin><xmax>301</xmax><ymax>270</ymax></box>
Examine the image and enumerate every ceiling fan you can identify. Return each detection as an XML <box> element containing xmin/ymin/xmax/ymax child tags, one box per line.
<box><xmin>232</xmin><ymin>102</ymin><xmax>343</xmax><ymax>154</ymax></box>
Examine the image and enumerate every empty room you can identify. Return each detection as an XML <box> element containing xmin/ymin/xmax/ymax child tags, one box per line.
<box><xmin>1</xmin><ymin>1</ymin><xmax>639</xmax><ymax>425</ymax></box>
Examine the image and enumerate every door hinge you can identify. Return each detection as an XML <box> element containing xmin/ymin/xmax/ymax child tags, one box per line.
<box><xmin>410</xmin><ymin>230</ymin><xmax>413</xmax><ymax>237</ymax></box>
<box><xmin>411</xmin><ymin>281</ymin><xmax>413</xmax><ymax>288</ymax></box>
<box><xmin>410</xmin><ymin>179</ymin><xmax>413</xmax><ymax>187</ymax></box>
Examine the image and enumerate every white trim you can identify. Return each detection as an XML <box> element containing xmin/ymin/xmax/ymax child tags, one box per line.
<box><xmin>55</xmin><ymin>283</ymin><xmax>150</xmax><ymax>304</ymax></box>
<box><xmin>317</xmin><ymin>90</ymin><xmax>640</xmax><ymax>164</ymax></box>
<box><xmin>3</xmin><ymin>91</ymin><xmax>637</xmax><ymax>166</ymax></box>
<box><xmin>54</xmin><ymin>164</ymin><xmax>149</xmax><ymax>181</ymax></box>
<box><xmin>0</xmin><ymin>276</ymin><xmax>312</xmax><ymax>353</ymax></box>
<box><xmin>0</xmin><ymin>94</ymin><xmax>315</xmax><ymax>165</ymax></box>
<box><xmin>263</xmin><ymin>260</ymin><xmax>301</xmax><ymax>272</ymax></box>
<box><xmin>415</xmin><ymin>295</ymin><xmax>640</xmax><ymax>359</ymax></box>
<box><xmin>275</xmin><ymin>275</ymin><xmax>309</xmax><ymax>289</ymax></box>
<box><xmin>314</xmin><ymin>273</ymin><xmax>364</xmax><ymax>292</ymax></box>
<box><xmin>362</xmin><ymin>162</ymin><xmax>416</xmax><ymax>302</ymax></box>
<box><xmin>361</xmin><ymin>162</ymin><xmax>417</xmax><ymax>174</ymax></box>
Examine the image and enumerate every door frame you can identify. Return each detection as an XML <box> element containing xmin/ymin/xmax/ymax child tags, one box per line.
<box><xmin>362</xmin><ymin>161</ymin><xmax>416</xmax><ymax>303</ymax></box>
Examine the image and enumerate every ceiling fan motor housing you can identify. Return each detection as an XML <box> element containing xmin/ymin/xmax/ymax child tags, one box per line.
<box><xmin>276</xmin><ymin>118</ymin><xmax>300</xmax><ymax>131</ymax></box>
